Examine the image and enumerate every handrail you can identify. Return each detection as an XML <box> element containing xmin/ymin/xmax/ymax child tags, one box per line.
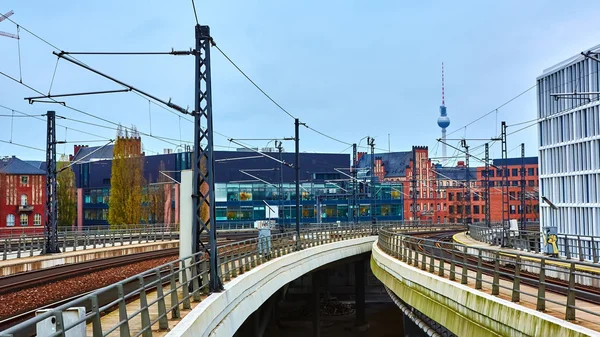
<box><xmin>468</xmin><ymin>224</ymin><xmax>600</xmax><ymax>263</ymax></box>
<box><xmin>378</xmin><ymin>226</ymin><xmax>600</xmax><ymax>323</ymax></box>
<box><xmin>0</xmin><ymin>221</ymin><xmax>463</xmax><ymax>337</ymax></box>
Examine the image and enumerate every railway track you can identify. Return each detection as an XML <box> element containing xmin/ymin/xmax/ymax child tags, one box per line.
<box><xmin>415</xmin><ymin>234</ymin><xmax>600</xmax><ymax>305</ymax></box>
<box><xmin>0</xmin><ymin>231</ymin><xmax>259</xmax><ymax>334</ymax></box>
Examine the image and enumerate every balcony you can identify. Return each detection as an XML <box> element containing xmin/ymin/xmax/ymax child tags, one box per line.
<box><xmin>18</xmin><ymin>204</ymin><xmax>34</xmax><ymax>212</ymax></box>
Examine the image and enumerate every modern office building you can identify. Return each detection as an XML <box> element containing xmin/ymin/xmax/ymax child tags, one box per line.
<box><xmin>537</xmin><ymin>45</ymin><xmax>600</xmax><ymax>236</ymax></box>
<box><xmin>72</xmin><ymin>145</ymin><xmax>405</xmax><ymax>228</ymax></box>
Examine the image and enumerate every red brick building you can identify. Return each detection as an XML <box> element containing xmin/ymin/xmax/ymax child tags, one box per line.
<box><xmin>0</xmin><ymin>156</ymin><xmax>46</xmax><ymax>232</ymax></box>
<box><xmin>357</xmin><ymin>146</ymin><xmax>540</xmax><ymax>223</ymax></box>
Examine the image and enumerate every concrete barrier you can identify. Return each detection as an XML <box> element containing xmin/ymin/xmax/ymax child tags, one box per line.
<box><xmin>166</xmin><ymin>236</ymin><xmax>376</xmax><ymax>337</ymax></box>
<box><xmin>371</xmin><ymin>241</ymin><xmax>598</xmax><ymax>337</ymax></box>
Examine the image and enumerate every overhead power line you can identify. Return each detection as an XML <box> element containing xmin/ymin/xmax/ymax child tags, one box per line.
<box><xmin>0</xmin><ymin>139</ymin><xmax>45</xmax><ymax>152</ymax></box>
<box><xmin>446</xmin><ymin>83</ymin><xmax>538</xmax><ymax>137</ymax></box>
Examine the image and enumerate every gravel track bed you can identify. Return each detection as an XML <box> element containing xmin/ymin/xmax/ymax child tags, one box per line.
<box><xmin>0</xmin><ymin>255</ymin><xmax>177</xmax><ymax>319</ymax></box>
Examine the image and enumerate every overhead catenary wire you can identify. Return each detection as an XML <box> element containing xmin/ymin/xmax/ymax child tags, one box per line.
<box><xmin>446</xmin><ymin>83</ymin><xmax>538</xmax><ymax>137</ymax></box>
<box><xmin>0</xmin><ymin>139</ymin><xmax>45</xmax><ymax>152</ymax></box>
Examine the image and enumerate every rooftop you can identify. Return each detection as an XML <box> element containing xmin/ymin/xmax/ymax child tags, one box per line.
<box><xmin>72</xmin><ymin>145</ymin><xmax>115</xmax><ymax>163</ymax></box>
<box><xmin>0</xmin><ymin>156</ymin><xmax>45</xmax><ymax>175</ymax></box>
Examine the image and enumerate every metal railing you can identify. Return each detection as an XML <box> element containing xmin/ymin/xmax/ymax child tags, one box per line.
<box><xmin>0</xmin><ymin>221</ymin><xmax>464</xmax><ymax>337</ymax></box>
<box><xmin>468</xmin><ymin>224</ymin><xmax>600</xmax><ymax>263</ymax></box>
<box><xmin>1</xmin><ymin>225</ymin><xmax>179</xmax><ymax>261</ymax></box>
<box><xmin>0</xmin><ymin>223</ymin><xmax>372</xmax><ymax>337</ymax></box>
<box><xmin>378</xmin><ymin>227</ymin><xmax>600</xmax><ymax>324</ymax></box>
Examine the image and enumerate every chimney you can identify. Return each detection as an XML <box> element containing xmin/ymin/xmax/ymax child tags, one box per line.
<box><xmin>456</xmin><ymin>161</ymin><xmax>465</xmax><ymax>167</ymax></box>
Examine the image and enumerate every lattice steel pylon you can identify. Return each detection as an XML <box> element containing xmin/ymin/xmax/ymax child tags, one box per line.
<box><xmin>461</xmin><ymin>139</ymin><xmax>471</xmax><ymax>224</ymax></box>
<box><xmin>43</xmin><ymin>111</ymin><xmax>60</xmax><ymax>254</ymax></box>
<box><xmin>191</xmin><ymin>24</ymin><xmax>222</xmax><ymax>292</ymax></box>
<box><xmin>501</xmin><ymin>121</ymin><xmax>509</xmax><ymax>246</ymax></box>
<box><xmin>484</xmin><ymin>143</ymin><xmax>491</xmax><ymax>228</ymax></box>
<box><xmin>520</xmin><ymin>143</ymin><xmax>526</xmax><ymax>231</ymax></box>
<box><xmin>352</xmin><ymin>143</ymin><xmax>358</xmax><ymax>223</ymax></box>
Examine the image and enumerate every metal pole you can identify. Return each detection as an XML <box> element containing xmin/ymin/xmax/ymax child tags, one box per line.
<box><xmin>43</xmin><ymin>110</ymin><xmax>60</xmax><ymax>254</ymax></box>
<box><xmin>484</xmin><ymin>143</ymin><xmax>491</xmax><ymax>228</ymax></box>
<box><xmin>193</xmin><ymin>24</ymin><xmax>221</xmax><ymax>291</ymax></box>
<box><xmin>295</xmin><ymin>118</ymin><xmax>301</xmax><ymax>249</ymax></box>
<box><xmin>501</xmin><ymin>121</ymin><xmax>509</xmax><ymax>246</ymax></box>
<box><xmin>277</xmin><ymin>141</ymin><xmax>284</xmax><ymax>232</ymax></box>
<box><xmin>462</xmin><ymin>139</ymin><xmax>471</xmax><ymax>224</ymax></box>
<box><xmin>368</xmin><ymin>137</ymin><xmax>376</xmax><ymax>224</ymax></box>
<box><xmin>520</xmin><ymin>143</ymin><xmax>526</xmax><ymax>231</ymax></box>
<box><xmin>352</xmin><ymin>143</ymin><xmax>357</xmax><ymax>223</ymax></box>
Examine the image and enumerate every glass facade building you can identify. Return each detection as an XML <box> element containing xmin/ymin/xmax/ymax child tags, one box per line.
<box><xmin>537</xmin><ymin>44</ymin><xmax>600</xmax><ymax>236</ymax></box>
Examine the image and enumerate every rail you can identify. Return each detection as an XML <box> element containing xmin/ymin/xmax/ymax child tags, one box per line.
<box><xmin>1</xmin><ymin>225</ymin><xmax>179</xmax><ymax>261</ymax></box>
<box><xmin>468</xmin><ymin>224</ymin><xmax>600</xmax><ymax>262</ymax></box>
<box><xmin>0</xmin><ymin>221</ymin><xmax>462</xmax><ymax>337</ymax></box>
<box><xmin>378</xmin><ymin>226</ymin><xmax>600</xmax><ymax>323</ymax></box>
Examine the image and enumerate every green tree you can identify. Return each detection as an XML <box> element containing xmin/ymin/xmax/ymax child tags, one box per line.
<box><xmin>108</xmin><ymin>137</ymin><xmax>145</xmax><ymax>228</ymax></box>
<box><xmin>57</xmin><ymin>161</ymin><xmax>77</xmax><ymax>228</ymax></box>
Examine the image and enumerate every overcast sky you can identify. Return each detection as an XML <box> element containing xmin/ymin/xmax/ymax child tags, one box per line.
<box><xmin>1</xmin><ymin>1</ymin><xmax>599</xmax><ymax>163</ymax></box>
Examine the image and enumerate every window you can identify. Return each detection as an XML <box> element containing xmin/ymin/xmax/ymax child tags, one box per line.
<box><xmin>473</xmin><ymin>205</ymin><xmax>480</xmax><ymax>214</ymax></box>
<box><xmin>103</xmin><ymin>178</ymin><xmax>111</xmax><ymax>185</ymax></box>
<box><xmin>6</xmin><ymin>214</ymin><xmax>15</xmax><ymax>227</ymax></box>
<box><xmin>528</xmin><ymin>180</ymin><xmax>535</xmax><ymax>187</ymax></box>
<box><xmin>511</xmin><ymin>181</ymin><xmax>518</xmax><ymax>186</ymax></box>
<box><xmin>527</xmin><ymin>168</ymin><xmax>534</xmax><ymax>176</ymax></box>
<box><xmin>449</xmin><ymin>206</ymin><xmax>454</xmax><ymax>214</ymax></box>
<box><xmin>448</xmin><ymin>193</ymin><xmax>454</xmax><ymax>201</ymax></box>
<box><xmin>34</xmin><ymin>214</ymin><xmax>42</xmax><ymax>226</ymax></box>
<box><xmin>509</xmin><ymin>192</ymin><xmax>516</xmax><ymax>199</ymax></box>
<box><xmin>489</xmin><ymin>170</ymin><xmax>494</xmax><ymax>177</ymax></box>
<box><xmin>20</xmin><ymin>214</ymin><xmax>28</xmax><ymax>226</ymax></box>
<box><xmin>473</xmin><ymin>194</ymin><xmax>479</xmax><ymax>201</ymax></box>
<box><xmin>20</xmin><ymin>176</ymin><xmax>28</xmax><ymax>185</ymax></box>
<box><xmin>20</xmin><ymin>194</ymin><xmax>28</xmax><ymax>206</ymax></box>
<box><xmin>510</xmin><ymin>205</ymin><xmax>516</xmax><ymax>214</ymax></box>
<box><xmin>512</xmin><ymin>169</ymin><xmax>518</xmax><ymax>176</ymax></box>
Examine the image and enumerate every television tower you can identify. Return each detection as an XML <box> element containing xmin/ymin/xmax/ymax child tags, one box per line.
<box><xmin>437</xmin><ymin>62</ymin><xmax>450</xmax><ymax>165</ymax></box>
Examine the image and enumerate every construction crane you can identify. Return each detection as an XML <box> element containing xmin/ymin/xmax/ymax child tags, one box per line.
<box><xmin>0</xmin><ymin>10</ymin><xmax>19</xmax><ymax>40</ymax></box>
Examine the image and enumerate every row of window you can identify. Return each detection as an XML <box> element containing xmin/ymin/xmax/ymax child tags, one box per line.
<box><xmin>540</xmin><ymin>106</ymin><xmax>600</xmax><ymax>147</ymax></box>
<box><xmin>540</xmin><ymin>206</ymin><xmax>600</xmax><ymax>236</ymax></box>
<box><xmin>540</xmin><ymin>174</ymin><xmax>600</xmax><ymax>204</ymax></box>
<box><xmin>537</xmin><ymin>58</ymin><xmax>599</xmax><ymax>119</ymax></box>
<box><xmin>5</xmin><ymin>214</ymin><xmax>42</xmax><ymax>226</ymax></box>
<box><xmin>540</xmin><ymin>140</ymin><xmax>600</xmax><ymax>175</ymax></box>
<box><xmin>215</xmin><ymin>204</ymin><xmax>404</xmax><ymax>221</ymax></box>
<box><xmin>446</xmin><ymin>205</ymin><xmax>540</xmax><ymax>215</ymax></box>
<box><xmin>215</xmin><ymin>183</ymin><xmax>403</xmax><ymax>202</ymax></box>
<box><xmin>481</xmin><ymin>168</ymin><xmax>538</xmax><ymax>178</ymax></box>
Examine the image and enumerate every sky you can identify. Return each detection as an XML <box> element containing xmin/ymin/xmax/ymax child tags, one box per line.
<box><xmin>1</xmin><ymin>1</ymin><xmax>599</xmax><ymax>164</ymax></box>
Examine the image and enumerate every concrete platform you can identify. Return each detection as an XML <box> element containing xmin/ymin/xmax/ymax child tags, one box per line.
<box><xmin>454</xmin><ymin>232</ymin><xmax>600</xmax><ymax>275</ymax></box>
<box><xmin>0</xmin><ymin>240</ymin><xmax>179</xmax><ymax>276</ymax></box>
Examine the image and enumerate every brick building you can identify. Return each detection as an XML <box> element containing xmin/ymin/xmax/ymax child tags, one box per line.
<box><xmin>357</xmin><ymin>146</ymin><xmax>540</xmax><ymax>223</ymax></box>
<box><xmin>0</xmin><ymin>156</ymin><xmax>46</xmax><ymax>232</ymax></box>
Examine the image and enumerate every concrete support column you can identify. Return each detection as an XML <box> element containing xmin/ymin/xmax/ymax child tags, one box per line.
<box><xmin>312</xmin><ymin>271</ymin><xmax>321</xmax><ymax>337</ymax></box>
<box><xmin>355</xmin><ymin>259</ymin><xmax>366</xmax><ymax>326</ymax></box>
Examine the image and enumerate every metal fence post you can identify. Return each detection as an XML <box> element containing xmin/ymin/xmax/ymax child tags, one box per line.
<box><xmin>536</xmin><ymin>258</ymin><xmax>546</xmax><ymax>311</ymax></box>
<box><xmin>565</xmin><ymin>262</ymin><xmax>576</xmax><ymax>320</ymax></box>
<box><xmin>181</xmin><ymin>260</ymin><xmax>191</xmax><ymax>310</ymax></box>
<box><xmin>475</xmin><ymin>250</ymin><xmax>483</xmax><ymax>290</ymax></box>
<box><xmin>117</xmin><ymin>284</ymin><xmax>131</xmax><ymax>337</ymax></box>
<box><xmin>592</xmin><ymin>237</ymin><xmax>598</xmax><ymax>263</ymax></box>
<box><xmin>492</xmin><ymin>251</ymin><xmax>500</xmax><ymax>296</ymax></box>
<box><xmin>577</xmin><ymin>237</ymin><xmax>584</xmax><ymax>261</ymax></box>
<box><xmin>421</xmin><ymin>251</ymin><xmax>427</xmax><ymax>271</ymax></box>
<box><xmin>511</xmin><ymin>256</ymin><xmax>521</xmax><ymax>302</ymax></box>
<box><xmin>169</xmin><ymin>264</ymin><xmax>181</xmax><ymax>319</ymax></box>
<box><xmin>90</xmin><ymin>296</ymin><xmax>103</xmax><ymax>337</ymax></box>
<box><xmin>138</xmin><ymin>276</ymin><xmax>153</xmax><ymax>337</ymax></box>
<box><xmin>17</xmin><ymin>236</ymin><xmax>22</xmax><ymax>258</ymax></box>
<box><xmin>461</xmin><ymin>250</ymin><xmax>468</xmax><ymax>285</ymax></box>
<box><xmin>449</xmin><ymin>248</ymin><xmax>456</xmax><ymax>281</ymax></box>
<box><xmin>564</xmin><ymin>237</ymin><xmax>571</xmax><ymax>259</ymax></box>
<box><xmin>191</xmin><ymin>256</ymin><xmax>201</xmax><ymax>302</ymax></box>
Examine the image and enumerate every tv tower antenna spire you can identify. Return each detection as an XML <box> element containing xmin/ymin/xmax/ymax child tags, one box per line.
<box><xmin>442</xmin><ymin>62</ymin><xmax>445</xmax><ymax>106</ymax></box>
<box><xmin>437</xmin><ymin>62</ymin><xmax>450</xmax><ymax>165</ymax></box>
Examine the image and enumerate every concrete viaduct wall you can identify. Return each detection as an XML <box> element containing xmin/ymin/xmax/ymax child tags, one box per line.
<box><xmin>166</xmin><ymin>236</ymin><xmax>376</xmax><ymax>337</ymax></box>
<box><xmin>370</xmin><ymin>241</ymin><xmax>597</xmax><ymax>337</ymax></box>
